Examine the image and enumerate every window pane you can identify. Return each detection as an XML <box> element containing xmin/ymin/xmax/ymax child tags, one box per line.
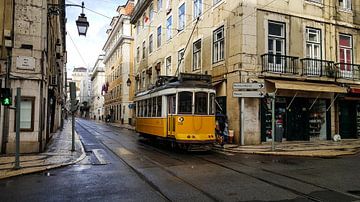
<box><xmin>167</xmin><ymin>16</ymin><xmax>172</xmax><ymax>40</ymax></box>
<box><xmin>152</xmin><ymin>97</ymin><xmax>156</xmax><ymax>117</ymax></box>
<box><xmin>339</xmin><ymin>35</ymin><xmax>351</xmax><ymax>47</ymax></box>
<box><xmin>20</xmin><ymin>100</ymin><xmax>32</xmax><ymax>129</ymax></box>
<box><xmin>178</xmin><ymin>3</ymin><xmax>185</xmax><ymax>31</ymax></box>
<box><xmin>168</xmin><ymin>95</ymin><xmax>176</xmax><ymax>114</ymax></box>
<box><xmin>269</xmin><ymin>22</ymin><xmax>283</xmax><ymax>36</ymax></box>
<box><xmin>157</xmin><ymin>96</ymin><xmax>162</xmax><ymax>117</ymax></box>
<box><xmin>157</xmin><ymin>26</ymin><xmax>162</xmax><ymax>47</ymax></box>
<box><xmin>195</xmin><ymin>92</ymin><xmax>208</xmax><ymax>115</ymax></box>
<box><xmin>178</xmin><ymin>92</ymin><xmax>192</xmax><ymax>114</ymax></box>
<box><xmin>209</xmin><ymin>93</ymin><xmax>215</xmax><ymax>115</ymax></box>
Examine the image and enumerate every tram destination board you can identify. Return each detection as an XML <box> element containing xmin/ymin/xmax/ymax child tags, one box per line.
<box><xmin>233</xmin><ymin>91</ymin><xmax>265</xmax><ymax>98</ymax></box>
<box><xmin>233</xmin><ymin>83</ymin><xmax>264</xmax><ymax>90</ymax></box>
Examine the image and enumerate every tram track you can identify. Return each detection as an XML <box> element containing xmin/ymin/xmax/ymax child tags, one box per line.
<box><xmin>77</xmin><ymin>119</ymin><xmax>359</xmax><ymax>201</ymax></box>
<box><xmin>76</xmin><ymin>119</ymin><xmax>220</xmax><ymax>202</ymax></box>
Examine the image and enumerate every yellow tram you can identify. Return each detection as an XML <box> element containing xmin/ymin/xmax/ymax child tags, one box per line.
<box><xmin>134</xmin><ymin>73</ymin><xmax>216</xmax><ymax>150</ymax></box>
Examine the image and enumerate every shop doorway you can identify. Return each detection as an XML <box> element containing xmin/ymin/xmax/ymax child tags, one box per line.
<box><xmin>339</xmin><ymin>101</ymin><xmax>357</xmax><ymax>139</ymax></box>
<box><xmin>286</xmin><ymin>99</ymin><xmax>309</xmax><ymax>141</ymax></box>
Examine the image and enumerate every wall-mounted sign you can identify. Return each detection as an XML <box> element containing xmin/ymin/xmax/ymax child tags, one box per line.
<box><xmin>16</xmin><ymin>56</ymin><xmax>35</xmax><ymax>70</ymax></box>
<box><xmin>233</xmin><ymin>83</ymin><xmax>264</xmax><ymax>90</ymax></box>
<box><xmin>233</xmin><ymin>91</ymin><xmax>265</xmax><ymax>98</ymax></box>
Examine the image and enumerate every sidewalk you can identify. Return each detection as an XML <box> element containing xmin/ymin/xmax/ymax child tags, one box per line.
<box><xmin>0</xmin><ymin>120</ymin><xmax>85</xmax><ymax>180</ymax></box>
<box><xmin>215</xmin><ymin>139</ymin><xmax>360</xmax><ymax>157</ymax></box>
<box><xmin>106</xmin><ymin>122</ymin><xmax>135</xmax><ymax>131</ymax></box>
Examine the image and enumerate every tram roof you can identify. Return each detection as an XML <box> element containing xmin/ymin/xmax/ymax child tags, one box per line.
<box><xmin>135</xmin><ymin>73</ymin><xmax>214</xmax><ymax>98</ymax></box>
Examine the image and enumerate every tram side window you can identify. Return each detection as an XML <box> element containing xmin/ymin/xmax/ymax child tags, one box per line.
<box><xmin>178</xmin><ymin>91</ymin><xmax>192</xmax><ymax>114</ymax></box>
<box><xmin>195</xmin><ymin>92</ymin><xmax>208</xmax><ymax>115</ymax></box>
<box><xmin>209</xmin><ymin>93</ymin><xmax>215</xmax><ymax>115</ymax></box>
<box><xmin>152</xmin><ymin>97</ymin><xmax>157</xmax><ymax>117</ymax></box>
<box><xmin>157</xmin><ymin>96</ymin><xmax>162</xmax><ymax>117</ymax></box>
<box><xmin>168</xmin><ymin>94</ymin><xmax>176</xmax><ymax>114</ymax></box>
<box><xmin>136</xmin><ymin>102</ymin><xmax>139</xmax><ymax>117</ymax></box>
<box><xmin>144</xmin><ymin>100</ymin><xmax>147</xmax><ymax>117</ymax></box>
<box><xmin>140</xmin><ymin>101</ymin><xmax>144</xmax><ymax>117</ymax></box>
<box><xmin>149</xmin><ymin>98</ymin><xmax>152</xmax><ymax>117</ymax></box>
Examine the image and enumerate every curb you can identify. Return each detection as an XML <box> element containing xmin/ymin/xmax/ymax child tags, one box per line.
<box><xmin>0</xmin><ymin>131</ymin><xmax>86</xmax><ymax>180</ymax></box>
<box><xmin>213</xmin><ymin>146</ymin><xmax>360</xmax><ymax>157</ymax></box>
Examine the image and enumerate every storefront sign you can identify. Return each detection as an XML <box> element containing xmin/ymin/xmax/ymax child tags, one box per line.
<box><xmin>16</xmin><ymin>56</ymin><xmax>35</xmax><ymax>70</ymax></box>
<box><xmin>233</xmin><ymin>91</ymin><xmax>265</xmax><ymax>98</ymax></box>
<box><xmin>233</xmin><ymin>83</ymin><xmax>264</xmax><ymax>90</ymax></box>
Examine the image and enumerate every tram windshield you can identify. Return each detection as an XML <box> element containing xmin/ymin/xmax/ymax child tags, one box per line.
<box><xmin>178</xmin><ymin>92</ymin><xmax>192</xmax><ymax>114</ymax></box>
<box><xmin>195</xmin><ymin>92</ymin><xmax>208</xmax><ymax>114</ymax></box>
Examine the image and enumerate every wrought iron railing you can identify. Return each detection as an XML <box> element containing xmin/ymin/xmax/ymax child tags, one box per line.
<box><xmin>261</xmin><ymin>54</ymin><xmax>299</xmax><ymax>74</ymax></box>
<box><xmin>301</xmin><ymin>58</ymin><xmax>335</xmax><ymax>78</ymax></box>
<box><xmin>335</xmin><ymin>63</ymin><xmax>360</xmax><ymax>81</ymax></box>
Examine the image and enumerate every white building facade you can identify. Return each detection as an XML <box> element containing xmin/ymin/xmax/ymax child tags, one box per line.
<box><xmin>90</xmin><ymin>55</ymin><xmax>105</xmax><ymax>120</ymax></box>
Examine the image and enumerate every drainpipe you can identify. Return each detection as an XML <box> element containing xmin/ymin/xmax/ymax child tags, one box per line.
<box><xmin>2</xmin><ymin>0</ymin><xmax>15</xmax><ymax>153</ymax></box>
<box><xmin>38</xmin><ymin>50</ymin><xmax>44</xmax><ymax>151</ymax></box>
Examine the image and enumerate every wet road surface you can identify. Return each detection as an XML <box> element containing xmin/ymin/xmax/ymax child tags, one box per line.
<box><xmin>0</xmin><ymin>118</ymin><xmax>359</xmax><ymax>202</ymax></box>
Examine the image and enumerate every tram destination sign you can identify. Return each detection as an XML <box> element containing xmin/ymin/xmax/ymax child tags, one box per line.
<box><xmin>233</xmin><ymin>83</ymin><xmax>264</xmax><ymax>90</ymax></box>
<box><xmin>233</xmin><ymin>91</ymin><xmax>265</xmax><ymax>98</ymax></box>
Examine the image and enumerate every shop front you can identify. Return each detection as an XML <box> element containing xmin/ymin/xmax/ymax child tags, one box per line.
<box><xmin>261</xmin><ymin>80</ymin><xmax>347</xmax><ymax>142</ymax></box>
<box><xmin>338</xmin><ymin>88</ymin><xmax>360</xmax><ymax>139</ymax></box>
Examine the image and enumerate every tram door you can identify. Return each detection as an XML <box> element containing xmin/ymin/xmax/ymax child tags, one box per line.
<box><xmin>167</xmin><ymin>94</ymin><xmax>176</xmax><ymax>137</ymax></box>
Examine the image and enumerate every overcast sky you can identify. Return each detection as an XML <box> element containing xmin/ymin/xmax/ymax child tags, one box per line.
<box><xmin>65</xmin><ymin>0</ymin><xmax>127</xmax><ymax>77</ymax></box>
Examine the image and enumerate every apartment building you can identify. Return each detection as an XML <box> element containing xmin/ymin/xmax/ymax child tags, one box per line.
<box><xmin>90</xmin><ymin>55</ymin><xmax>105</xmax><ymax>121</ymax></box>
<box><xmin>0</xmin><ymin>0</ymin><xmax>66</xmax><ymax>153</ymax></box>
<box><xmin>103</xmin><ymin>0</ymin><xmax>135</xmax><ymax>125</ymax></box>
<box><xmin>131</xmin><ymin>0</ymin><xmax>360</xmax><ymax>145</ymax></box>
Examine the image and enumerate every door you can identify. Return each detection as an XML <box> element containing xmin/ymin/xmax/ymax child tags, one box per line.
<box><xmin>286</xmin><ymin>99</ymin><xmax>309</xmax><ymax>141</ymax></box>
<box><xmin>305</xmin><ymin>28</ymin><xmax>321</xmax><ymax>75</ymax></box>
<box><xmin>167</xmin><ymin>94</ymin><xmax>176</xmax><ymax>137</ymax></box>
<box><xmin>339</xmin><ymin>101</ymin><xmax>357</xmax><ymax>139</ymax></box>
<box><xmin>268</xmin><ymin>21</ymin><xmax>285</xmax><ymax>72</ymax></box>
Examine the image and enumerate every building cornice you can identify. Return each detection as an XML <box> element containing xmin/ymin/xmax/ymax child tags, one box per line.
<box><xmin>258</xmin><ymin>8</ymin><xmax>360</xmax><ymax>30</ymax></box>
<box><xmin>102</xmin><ymin>15</ymin><xmax>132</xmax><ymax>51</ymax></box>
<box><xmin>103</xmin><ymin>35</ymin><xmax>133</xmax><ymax>64</ymax></box>
<box><xmin>130</xmin><ymin>0</ymin><xmax>151</xmax><ymax>24</ymax></box>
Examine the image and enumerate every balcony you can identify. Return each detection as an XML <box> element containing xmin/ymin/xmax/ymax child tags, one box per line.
<box><xmin>335</xmin><ymin>63</ymin><xmax>360</xmax><ymax>81</ymax></box>
<box><xmin>261</xmin><ymin>54</ymin><xmax>299</xmax><ymax>74</ymax></box>
<box><xmin>301</xmin><ymin>58</ymin><xmax>336</xmax><ymax>78</ymax></box>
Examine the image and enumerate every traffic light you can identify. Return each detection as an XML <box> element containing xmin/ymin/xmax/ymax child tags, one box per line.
<box><xmin>71</xmin><ymin>99</ymin><xmax>79</xmax><ymax>112</ymax></box>
<box><xmin>0</xmin><ymin>88</ymin><xmax>12</xmax><ymax>106</ymax></box>
<box><xmin>69</xmin><ymin>82</ymin><xmax>76</xmax><ymax>100</ymax></box>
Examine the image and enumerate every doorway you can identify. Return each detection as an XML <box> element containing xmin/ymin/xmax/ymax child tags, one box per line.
<box><xmin>339</xmin><ymin>101</ymin><xmax>357</xmax><ymax>139</ymax></box>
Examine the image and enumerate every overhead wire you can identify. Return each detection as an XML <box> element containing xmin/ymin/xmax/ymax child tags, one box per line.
<box><xmin>67</xmin><ymin>31</ymin><xmax>88</xmax><ymax>67</ymax></box>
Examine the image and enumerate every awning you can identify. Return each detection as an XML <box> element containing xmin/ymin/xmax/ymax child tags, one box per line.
<box><xmin>267</xmin><ymin>80</ymin><xmax>348</xmax><ymax>93</ymax></box>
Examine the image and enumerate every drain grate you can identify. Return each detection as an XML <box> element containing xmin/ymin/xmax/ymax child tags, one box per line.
<box><xmin>348</xmin><ymin>190</ymin><xmax>360</xmax><ymax>196</ymax></box>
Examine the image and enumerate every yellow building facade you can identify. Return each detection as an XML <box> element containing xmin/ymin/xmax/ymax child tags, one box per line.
<box><xmin>103</xmin><ymin>1</ymin><xmax>135</xmax><ymax>125</ymax></box>
<box><xmin>131</xmin><ymin>0</ymin><xmax>360</xmax><ymax>145</ymax></box>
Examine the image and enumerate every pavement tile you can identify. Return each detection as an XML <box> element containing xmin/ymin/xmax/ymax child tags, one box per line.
<box><xmin>0</xmin><ymin>120</ymin><xmax>85</xmax><ymax>180</ymax></box>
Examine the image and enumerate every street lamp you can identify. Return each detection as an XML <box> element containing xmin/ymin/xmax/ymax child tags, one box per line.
<box><xmin>126</xmin><ymin>78</ymin><xmax>131</xmax><ymax>87</ymax></box>
<box><xmin>75</xmin><ymin>2</ymin><xmax>89</xmax><ymax>36</ymax></box>
<box><xmin>48</xmin><ymin>1</ymin><xmax>89</xmax><ymax>36</ymax></box>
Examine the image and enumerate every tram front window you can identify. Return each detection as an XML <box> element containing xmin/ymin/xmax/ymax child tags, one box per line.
<box><xmin>178</xmin><ymin>91</ymin><xmax>192</xmax><ymax>114</ymax></box>
<box><xmin>195</xmin><ymin>92</ymin><xmax>208</xmax><ymax>115</ymax></box>
<box><xmin>209</xmin><ymin>93</ymin><xmax>215</xmax><ymax>115</ymax></box>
